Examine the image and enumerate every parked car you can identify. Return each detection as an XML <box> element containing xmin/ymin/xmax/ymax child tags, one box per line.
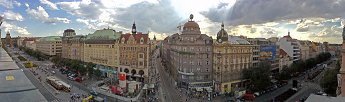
<box><xmin>68</xmin><ymin>76</ymin><xmax>76</xmax><ymax>80</ymax></box>
<box><xmin>90</xmin><ymin>90</ymin><xmax>98</xmax><ymax>96</ymax></box>
<box><xmin>75</xmin><ymin>77</ymin><xmax>82</xmax><ymax>82</ymax></box>
<box><xmin>51</xmin><ymin>71</ymin><xmax>55</xmax><ymax>74</ymax></box>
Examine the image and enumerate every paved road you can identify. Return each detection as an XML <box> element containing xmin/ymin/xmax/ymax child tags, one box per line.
<box><xmin>8</xmin><ymin>48</ymin><xmax>58</xmax><ymax>102</ymax></box>
<box><xmin>286</xmin><ymin>59</ymin><xmax>336</xmax><ymax>102</ymax></box>
<box><xmin>156</xmin><ymin>50</ymin><xmax>208</xmax><ymax>102</ymax></box>
<box><xmin>254</xmin><ymin>59</ymin><xmax>334</xmax><ymax>102</ymax></box>
<box><xmin>14</xmin><ymin>47</ymin><xmax>121</xmax><ymax>102</ymax></box>
<box><xmin>155</xmin><ymin>52</ymin><xmax>185</xmax><ymax>102</ymax></box>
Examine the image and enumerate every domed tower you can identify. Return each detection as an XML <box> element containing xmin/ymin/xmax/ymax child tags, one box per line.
<box><xmin>182</xmin><ymin>14</ymin><xmax>201</xmax><ymax>34</ymax></box>
<box><xmin>5</xmin><ymin>31</ymin><xmax>13</xmax><ymax>47</ymax></box>
<box><xmin>216</xmin><ymin>22</ymin><xmax>228</xmax><ymax>43</ymax></box>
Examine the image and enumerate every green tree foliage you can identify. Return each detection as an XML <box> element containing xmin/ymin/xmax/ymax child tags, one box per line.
<box><xmin>94</xmin><ymin>68</ymin><xmax>102</xmax><ymax>78</ymax></box>
<box><xmin>321</xmin><ymin>68</ymin><xmax>338</xmax><ymax>96</ymax></box>
<box><xmin>276</xmin><ymin>52</ymin><xmax>332</xmax><ymax>81</ymax></box>
<box><xmin>243</xmin><ymin>62</ymin><xmax>272</xmax><ymax>92</ymax></box>
<box><xmin>51</xmin><ymin>56</ymin><xmax>95</xmax><ymax>77</ymax></box>
<box><xmin>20</xmin><ymin>47</ymin><xmax>48</xmax><ymax>61</ymax></box>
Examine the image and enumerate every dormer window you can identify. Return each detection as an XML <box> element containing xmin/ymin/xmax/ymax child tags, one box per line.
<box><xmin>140</xmin><ymin>37</ymin><xmax>144</xmax><ymax>44</ymax></box>
<box><xmin>122</xmin><ymin>38</ymin><xmax>125</xmax><ymax>44</ymax></box>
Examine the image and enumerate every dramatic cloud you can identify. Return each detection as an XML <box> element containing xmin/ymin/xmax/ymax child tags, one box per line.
<box><xmin>59</xmin><ymin>0</ymin><xmax>181</xmax><ymax>34</ymax></box>
<box><xmin>0</xmin><ymin>0</ymin><xmax>21</xmax><ymax>9</ymax></box>
<box><xmin>26</xmin><ymin>6</ymin><xmax>70</xmax><ymax>24</ymax></box>
<box><xmin>202</xmin><ymin>0</ymin><xmax>345</xmax><ymax>25</ymax></box>
<box><xmin>308</xmin><ymin>25</ymin><xmax>342</xmax><ymax>43</ymax></box>
<box><xmin>40</xmin><ymin>0</ymin><xmax>59</xmax><ymax>10</ymax></box>
<box><xmin>2</xmin><ymin>11</ymin><xmax>23</xmax><ymax>21</ymax></box>
<box><xmin>57</xmin><ymin>0</ymin><xmax>102</xmax><ymax>19</ymax></box>
<box><xmin>114</xmin><ymin>0</ymin><xmax>182</xmax><ymax>33</ymax></box>
<box><xmin>1</xmin><ymin>22</ymin><xmax>31</xmax><ymax>35</ymax></box>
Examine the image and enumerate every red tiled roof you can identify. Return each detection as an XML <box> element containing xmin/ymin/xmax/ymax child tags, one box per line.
<box><xmin>119</xmin><ymin>33</ymin><xmax>149</xmax><ymax>44</ymax></box>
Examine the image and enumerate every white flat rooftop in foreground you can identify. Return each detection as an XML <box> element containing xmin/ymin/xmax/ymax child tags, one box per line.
<box><xmin>0</xmin><ymin>61</ymin><xmax>20</xmax><ymax>70</ymax></box>
<box><xmin>305</xmin><ymin>94</ymin><xmax>345</xmax><ymax>102</ymax></box>
<box><xmin>0</xmin><ymin>89</ymin><xmax>47</xmax><ymax>102</ymax></box>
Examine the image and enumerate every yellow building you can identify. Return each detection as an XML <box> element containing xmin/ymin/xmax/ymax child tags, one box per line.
<box><xmin>62</xmin><ymin>29</ymin><xmax>85</xmax><ymax>61</ymax></box>
<box><xmin>213</xmin><ymin>23</ymin><xmax>254</xmax><ymax>94</ymax></box>
<box><xmin>36</xmin><ymin>36</ymin><xmax>62</xmax><ymax>56</ymax></box>
<box><xmin>83</xmin><ymin>28</ymin><xmax>121</xmax><ymax>77</ymax></box>
<box><xmin>299</xmin><ymin>40</ymin><xmax>310</xmax><ymax>61</ymax></box>
<box><xmin>118</xmin><ymin>22</ymin><xmax>151</xmax><ymax>82</ymax></box>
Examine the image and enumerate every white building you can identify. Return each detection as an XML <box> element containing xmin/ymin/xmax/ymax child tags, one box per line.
<box><xmin>277</xmin><ymin>32</ymin><xmax>301</xmax><ymax>62</ymax></box>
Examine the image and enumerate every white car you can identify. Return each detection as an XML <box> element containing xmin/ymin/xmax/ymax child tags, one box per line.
<box><xmin>51</xmin><ymin>71</ymin><xmax>55</xmax><ymax>74</ymax></box>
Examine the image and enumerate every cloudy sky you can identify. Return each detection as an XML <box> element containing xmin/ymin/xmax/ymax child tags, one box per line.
<box><xmin>0</xmin><ymin>0</ymin><xmax>344</xmax><ymax>44</ymax></box>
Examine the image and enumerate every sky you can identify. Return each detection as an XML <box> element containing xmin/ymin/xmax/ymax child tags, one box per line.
<box><xmin>0</xmin><ymin>0</ymin><xmax>345</xmax><ymax>44</ymax></box>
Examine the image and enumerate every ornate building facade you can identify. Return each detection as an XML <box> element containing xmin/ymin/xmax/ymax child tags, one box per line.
<box><xmin>118</xmin><ymin>22</ymin><xmax>151</xmax><ymax>82</ymax></box>
<box><xmin>162</xmin><ymin>14</ymin><xmax>213</xmax><ymax>90</ymax></box>
<box><xmin>213</xmin><ymin>23</ymin><xmax>255</xmax><ymax>94</ymax></box>
<box><xmin>62</xmin><ymin>29</ymin><xmax>85</xmax><ymax>61</ymax></box>
<box><xmin>83</xmin><ymin>28</ymin><xmax>121</xmax><ymax>77</ymax></box>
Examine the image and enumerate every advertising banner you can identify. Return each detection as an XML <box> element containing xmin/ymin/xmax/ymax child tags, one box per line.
<box><xmin>259</xmin><ymin>45</ymin><xmax>277</xmax><ymax>61</ymax></box>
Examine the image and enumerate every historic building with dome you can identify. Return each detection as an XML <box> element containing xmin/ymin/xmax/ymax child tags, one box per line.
<box><xmin>162</xmin><ymin>14</ymin><xmax>214</xmax><ymax>91</ymax></box>
<box><xmin>213</xmin><ymin>23</ymin><xmax>256</xmax><ymax>94</ymax></box>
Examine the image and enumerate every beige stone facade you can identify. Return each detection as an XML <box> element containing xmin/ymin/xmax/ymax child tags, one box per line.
<box><xmin>162</xmin><ymin>15</ymin><xmax>213</xmax><ymax>90</ymax></box>
<box><xmin>61</xmin><ymin>29</ymin><xmax>85</xmax><ymax>61</ymax></box>
<box><xmin>83</xmin><ymin>28</ymin><xmax>121</xmax><ymax>70</ymax></box>
<box><xmin>299</xmin><ymin>40</ymin><xmax>310</xmax><ymax>61</ymax></box>
<box><xmin>36</xmin><ymin>36</ymin><xmax>62</xmax><ymax>56</ymax></box>
<box><xmin>213</xmin><ymin>23</ymin><xmax>254</xmax><ymax>94</ymax></box>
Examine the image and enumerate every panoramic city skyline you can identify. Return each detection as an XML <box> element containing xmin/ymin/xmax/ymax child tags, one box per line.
<box><xmin>1</xmin><ymin>0</ymin><xmax>345</xmax><ymax>44</ymax></box>
<box><xmin>1</xmin><ymin>0</ymin><xmax>344</xmax><ymax>102</ymax></box>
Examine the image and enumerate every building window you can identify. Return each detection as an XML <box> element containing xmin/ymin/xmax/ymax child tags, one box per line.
<box><xmin>206</xmin><ymin>61</ymin><xmax>209</xmax><ymax>65</ymax></box>
<box><xmin>139</xmin><ymin>54</ymin><xmax>144</xmax><ymax>58</ymax></box>
<box><xmin>140</xmin><ymin>38</ymin><xmax>144</xmax><ymax>44</ymax></box>
<box><xmin>139</xmin><ymin>61</ymin><xmax>143</xmax><ymax>66</ymax></box>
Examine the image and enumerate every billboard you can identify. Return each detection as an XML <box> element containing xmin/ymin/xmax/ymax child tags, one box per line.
<box><xmin>259</xmin><ymin>45</ymin><xmax>277</xmax><ymax>61</ymax></box>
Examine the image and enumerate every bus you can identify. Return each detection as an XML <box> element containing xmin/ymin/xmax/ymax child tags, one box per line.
<box><xmin>46</xmin><ymin>76</ymin><xmax>71</xmax><ymax>92</ymax></box>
